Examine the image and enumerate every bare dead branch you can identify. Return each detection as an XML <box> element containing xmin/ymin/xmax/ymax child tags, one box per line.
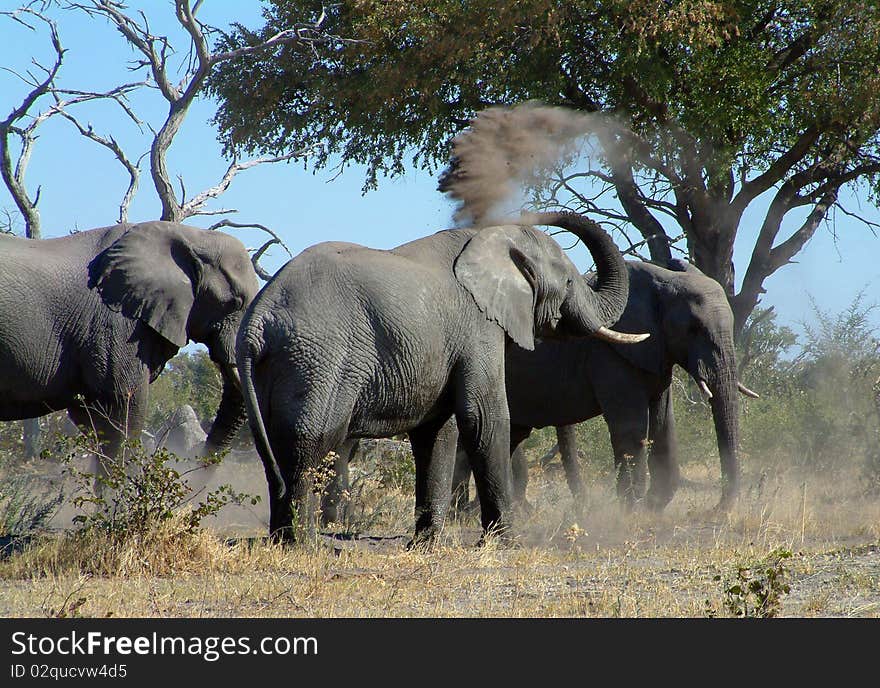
<box><xmin>206</xmin><ymin>219</ymin><xmax>292</xmax><ymax>281</ymax></box>
<box><xmin>180</xmin><ymin>144</ymin><xmax>322</xmax><ymax>219</ymax></box>
<box><xmin>62</xmin><ymin>0</ymin><xmax>338</xmax><ymax>223</ymax></box>
<box><xmin>835</xmin><ymin>200</ymin><xmax>880</xmax><ymax>237</ymax></box>
<box><xmin>52</xmin><ymin>108</ymin><xmax>140</xmax><ymax>222</ymax></box>
<box><xmin>0</xmin><ymin>6</ymin><xmax>66</xmax><ymax>237</ymax></box>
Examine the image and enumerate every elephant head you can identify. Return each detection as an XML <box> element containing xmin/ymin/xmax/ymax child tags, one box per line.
<box><xmin>455</xmin><ymin>211</ymin><xmax>647</xmax><ymax>350</ymax></box>
<box><xmin>88</xmin><ymin>221</ymin><xmax>260</xmax><ymax>452</ymax></box>
<box><xmin>607</xmin><ymin>259</ymin><xmax>757</xmax><ymax>505</ymax></box>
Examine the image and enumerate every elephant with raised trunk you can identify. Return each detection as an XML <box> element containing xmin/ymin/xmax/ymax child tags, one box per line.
<box><xmin>452</xmin><ymin>258</ymin><xmax>757</xmax><ymax>513</ymax></box>
<box><xmin>0</xmin><ymin>221</ymin><xmax>260</xmax><ymax>471</ymax></box>
<box><xmin>236</xmin><ymin>212</ymin><xmax>644</xmax><ymax>545</ymax></box>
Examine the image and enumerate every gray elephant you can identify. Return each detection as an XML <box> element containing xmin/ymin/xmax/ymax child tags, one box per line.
<box><xmin>236</xmin><ymin>212</ymin><xmax>644</xmax><ymax>545</ymax></box>
<box><xmin>451</xmin><ymin>258</ymin><xmax>758</xmax><ymax>513</ymax></box>
<box><xmin>0</xmin><ymin>221</ymin><xmax>260</xmax><ymax>473</ymax></box>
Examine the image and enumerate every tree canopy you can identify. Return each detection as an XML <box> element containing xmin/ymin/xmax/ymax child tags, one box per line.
<box><xmin>208</xmin><ymin>0</ymin><xmax>880</xmax><ymax>333</ymax></box>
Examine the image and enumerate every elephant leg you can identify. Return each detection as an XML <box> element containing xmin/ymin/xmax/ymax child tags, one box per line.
<box><xmin>646</xmin><ymin>387</ymin><xmax>680</xmax><ymax>511</ymax></box>
<box><xmin>556</xmin><ymin>423</ymin><xmax>585</xmax><ymax>505</ymax></box>
<box><xmin>409</xmin><ymin>415</ymin><xmax>458</xmax><ymax>548</ymax></box>
<box><xmin>320</xmin><ymin>439</ymin><xmax>357</xmax><ymax>526</ymax></box>
<box><xmin>263</xmin><ymin>415</ymin><xmax>338</xmax><ymax>544</ymax></box>
<box><xmin>454</xmin><ymin>369</ymin><xmax>513</xmax><ymax>540</ymax></box>
<box><xmin>450</xmin><ymin>444</ymin><xmax>473</xmax><ymax>516</ymax></box>
<box><xmin>268</xmin><ymin>435</ymin><xmax>324</xmax><ymax>545</ymax></box>
<box><xmin>602</xmin><ymin>400</ymin><xmax>650</xmax><ymax>508</ymax></box>
<box><xmin>510</xmin><ymin>425</ymin><xmax>533</xmax><ymax>514</ymax></box>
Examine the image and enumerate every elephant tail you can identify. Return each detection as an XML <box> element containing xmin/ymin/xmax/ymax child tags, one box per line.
<box><xmin>237</xmin><ymin>336</ymin><xmax>286</xmax><ymax>499</ymax></box>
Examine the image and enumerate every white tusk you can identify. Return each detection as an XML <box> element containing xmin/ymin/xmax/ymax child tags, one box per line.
<box><xmin>227</xmin><ymin>366</ymin><xmax>243</xmax><ymax>392</ymax></box>
<box><xmin>698</xmin><ymin>379</ymin><xmax>713</xmax><ymax>400</ymax></box>
<box><xmin>737</xmin><ymin>382</ymin><xmax>760</xmax><ymax>398</ymax></box>
<box><xmin>594</xmin><ymin>326</ymin><xmax>650</xmax><ymax>344</ymax></box>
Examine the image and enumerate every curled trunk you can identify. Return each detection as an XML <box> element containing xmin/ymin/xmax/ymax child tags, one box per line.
<box><xmin>530</xmin><ymin>211</ymin><xmax>630</xmax><ymax>330</ymax></box>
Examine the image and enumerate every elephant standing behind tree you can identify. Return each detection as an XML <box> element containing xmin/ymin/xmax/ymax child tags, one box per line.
<box><xmin>0</xmin><ymin>221</ymin><xmax>260</xmax><ymax>471</ymax></box>
<box><xmin>452</xmin><ymin>259</ymin><xmax>758</xmax><ymax>512</ymax></box>
<box><xmin>236</xmin><ymin>212</ymin><xmax>644</xmax><ymax>545</ymax></box>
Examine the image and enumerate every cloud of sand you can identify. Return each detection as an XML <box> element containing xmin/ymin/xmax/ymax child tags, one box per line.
<box><xmin>438</xmin><ymin>101</ymin><xmax>601</xmax><ymax>226</ymax></box>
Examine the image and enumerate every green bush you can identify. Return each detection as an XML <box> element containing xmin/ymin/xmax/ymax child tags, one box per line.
<box><xmin>0</xmin><ymin>473</ymin><xmax>63</xmax><ymax>538</ymax></box>
<box><xmin>61</xmin><ymin>433</ymin><xmax>258</xmax><ymax>538</ymax></box>
<box><xmin>146</xmin><ymin>350</ymin><xmax>223</xmax><ymax>435</ymax></box>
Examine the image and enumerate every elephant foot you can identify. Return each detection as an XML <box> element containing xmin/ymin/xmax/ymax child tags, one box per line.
<box><xmin>450</xmin><ymin>498</ymin><xmax>480</xmax><ymax>520</ymax></box>
<box><xmin>268</xmin><ymin>527</ymin><xmax>298</xmax><ymax>546</ymax></box>
<box><xmin>713</xmin><ymin>494</ymin><xmax>737</xmax><ymax>515</ymax></box>
<box><xmin>475</xmin><ymin>518</ymin><xmax>518</xmax><ymax>548</ymax></box>
<box><xmin>406</xmin><ymin>526</ymin><xmax>442</xmax><ymax>552</ymax></box>
<box><xmin>645</xmin><ymin>489</ymin><xmax>674</xmax><ymax>513</ymax></box>
<box><xmin>319</xmin><ymin>504</ymin><xmax>347</xmax><ymax>528</ymax></box>
<box><xmin>476</xmin><ymin>529</ymin><xmax>519</xmax><ymax>549</ymax></box>
<box><xmin>513</xmin><ymin>498</ymin><xmax>536</xmax><ymax>519</ymax></box>
<box><xmin>268</xmin><ymin>514</ymin><xmax>316</xmax><ymax>547</ymax></box>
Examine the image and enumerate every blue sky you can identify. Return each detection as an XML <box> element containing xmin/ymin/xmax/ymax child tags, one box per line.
<box><xmin>2</xmin><ymin>1</ymin><xmax>878</xmax><ymax>339</ymax></box>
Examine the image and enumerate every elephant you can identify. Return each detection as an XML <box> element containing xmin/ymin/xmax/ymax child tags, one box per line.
<box><xmin>449</xmin><ymin>258</ymin><xmax>759</xmax><ymax>514</ymax></box>
<box><xmin>0</xmin><ymin>221</ymin><xmax>260</xmax><ymax>476</ymax></box>
<box><xmin>236</xmin><ymin>211</ymin><xmax>646</xmax><ymax>545</ymax></box>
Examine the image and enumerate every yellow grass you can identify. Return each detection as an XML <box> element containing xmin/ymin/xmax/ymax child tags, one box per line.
<box><xmin>1</xmin><ymin>461</ymin><xmax>879</xmax><ymax>618</ymax></box>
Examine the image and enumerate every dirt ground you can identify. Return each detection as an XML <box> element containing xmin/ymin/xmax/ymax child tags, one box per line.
<box><xmin>2</xmin><ymin>449</ymin><xmax>879</xmax><ymax>618</ymax></box>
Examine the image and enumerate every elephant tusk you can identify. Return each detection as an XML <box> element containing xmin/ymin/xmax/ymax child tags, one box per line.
<box><xmin>737</xmin><ymin>382</ymin><xmax>760</xmax><ymax>398</ymax></box>
<box><xmin>698</xmin><ymin>379</ymin><xmax>713</xmax><ymax>400</ymax></box>
<box><xmin>594</xmin><ymin>326</ymin><xmax>650</xmax><ymax>344</ymax></box>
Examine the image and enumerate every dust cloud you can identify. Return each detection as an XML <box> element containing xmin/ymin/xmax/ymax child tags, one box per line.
<box><xmin>438</xmin><ymin>101</ymin><xmax>600</xmax><ymax>226</ymax></box>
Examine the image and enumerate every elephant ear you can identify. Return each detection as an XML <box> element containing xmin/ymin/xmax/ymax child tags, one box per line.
<box><xmin>586</xmin><ymin>263</ymin><xmax>668</xmax><ymax>375</ymax></box>
<box><xmin>89</xmin><ymin>223</ymin><xmax>195</xmax><ymax>348</ymax></box>
<box><xmin>454</xmin><ymin>226</ymin><xmax>537</xmax><ymax>350</ymax></box>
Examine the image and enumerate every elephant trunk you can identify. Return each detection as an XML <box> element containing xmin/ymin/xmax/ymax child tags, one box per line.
<box><xmin>710</xmin><ymin>380</ymin><xmax>740</xmax><ymax>509</ymax></box>
<box><xmin>201</xmin><ymin>318</ymin><xmax>248</xmax><ymax>454</ymax></box>
<box><xmin>691</xmin><ymin>342</ymin><xmax>741</xmax><ymax>508</ymax></box>
<box><xmin>203</xmin><ymin>363</ymin><xmax>248</xmax><ymax>454</ymax></box>
<box><xmin>530</xmin><ymin>212</ymin><xmax>630</xmax><ymax>330</ymax></box>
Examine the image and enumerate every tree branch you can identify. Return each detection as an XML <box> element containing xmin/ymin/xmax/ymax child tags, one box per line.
<box><xmin>206</xmin><ymin>219</ymin><xmax>292</xmax><ymax>281</ymax></box>
<box><xmin>181</xmin><ymin>144</ymin><xmax>322</xmax><ymax>219</ymax></box>
<box><xmin>732</xmin><ymin>126</ymin><xmax>821</xmax><ymax>213</ymax></box>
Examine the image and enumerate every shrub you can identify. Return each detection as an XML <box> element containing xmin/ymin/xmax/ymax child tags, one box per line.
<box><xmin>0</xmin><ymin>433</ymin><xmax>262</xmax><ymax>577</ymax></box>
<box><xmin>62</xmin><ymin>433</ymin><xmax>258</xmax><ymax>538</ymax></box>
<box><xmin>0</xmin><ymin>473</ymin><xmax>63</xmax><ymax>538</ymax></box>
<box><xmin>713</xmin><ymin>548</ymin><xmax>793</xmax><ymax>618</ymax></box>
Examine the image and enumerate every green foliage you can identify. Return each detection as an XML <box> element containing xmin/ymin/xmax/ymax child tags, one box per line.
<box><xmin>208</xmin><ymin>1</ymin><xmax>880</xmax><ymax>194</ymax></box>
<box><xmin>713</xmin><ymin>548</ymin><xmax>793</xmax><ymax>618</ymax></box>
<box><xmin>61</xmin><ymin>434</ymin><xmax>258</xmax><ymax>538</ymax></box>
<box><xmin>0</xmin><ymin>422</ymin><xmax>67</xmax><ymax>537</ymax></box>
<box><xmin>0</xmin><ymin>473</ymin><xmax>63</xmax><ymax>538</ymax></box>
<box><xmin>146</xmin><ymin>350</ymin><xmax>222</xmax><ymax>434</ymax></box>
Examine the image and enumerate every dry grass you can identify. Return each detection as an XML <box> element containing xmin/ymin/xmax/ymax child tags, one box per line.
<box><xmin>1</xmin><ymin>459</ymin><xmax>879</xmax><ymax>618</ymax></box>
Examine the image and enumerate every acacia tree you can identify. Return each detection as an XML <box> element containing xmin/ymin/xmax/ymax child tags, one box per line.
<box><xmin>207</xmin><ymin>0</ymin><xmax>880</xmax><ymax>336</ymax></box>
